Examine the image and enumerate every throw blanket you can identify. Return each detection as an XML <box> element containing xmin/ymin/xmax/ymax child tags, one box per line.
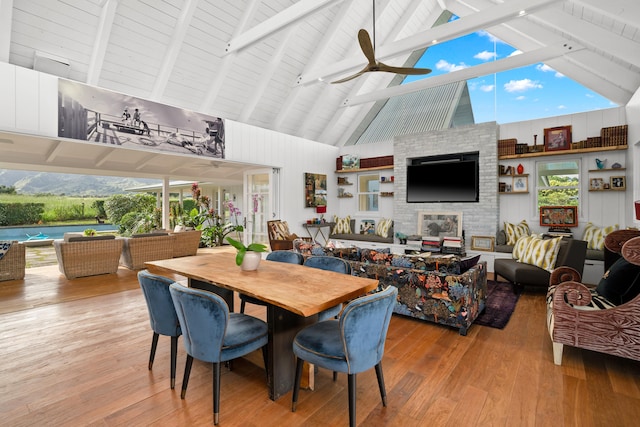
<box><xmin>0</xmin><ymin>240</ymin><xmax>13</xmax><ymax>261</ymax></box>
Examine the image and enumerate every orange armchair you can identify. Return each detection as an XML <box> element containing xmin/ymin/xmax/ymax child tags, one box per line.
<box><xmin>267</xmin><ymin>220</ymin><xmax>302</xmax><ymax>251</ymax></box>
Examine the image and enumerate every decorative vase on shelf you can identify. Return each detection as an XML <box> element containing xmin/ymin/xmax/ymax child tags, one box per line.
<box><xmin>240</xmin><ymin>251</ymin><xmax>262</xmax><ymax>271</ymax></box>
<box><xmin>517</xmin><ymin>163</ymin><xmax>524</xmax><ymax>174</ymax></box>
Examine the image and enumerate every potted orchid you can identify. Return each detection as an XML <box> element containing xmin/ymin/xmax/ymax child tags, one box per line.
<box><xmin>226</xmin><ymin>236</ymin><xmax>267</xmax><ymax>270</ymax></box>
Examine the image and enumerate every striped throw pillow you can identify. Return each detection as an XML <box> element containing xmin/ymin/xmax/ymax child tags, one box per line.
<box><xmin>520</xmin><ymin>236</ymin><xmax>562</xmax><ymax>272</ymax></box>
<box><xmin>332</xmin><ymin>216</ymin><xmax>351</xmax><ymax>234</ymax></box>
<box><xmin>582</xmin><ymin>222</ymin><xmax>618</xmax><ymax>250</ymax></box>
<box><xmin>504</xmin><ymin>220</ymin><xmax>530</xmax><ymax>245</ymax></box>
<box><xmin>512</xmin><ymin>234</ymin><xmax>539</xmax><ymax>261</ymax></box>
<box><xmin>375</xmin><ymin>218</ymin><xmax>393</xmax><ymax>238</ymax></box>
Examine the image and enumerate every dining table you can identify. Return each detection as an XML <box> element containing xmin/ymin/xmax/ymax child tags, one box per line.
<box><xmin>145</xmin><ymin>251</ymin><xmax>379</xmax><ymax>400</ymax></box>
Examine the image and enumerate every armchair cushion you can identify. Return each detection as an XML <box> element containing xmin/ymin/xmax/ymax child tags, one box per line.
<box><xmin>595</xmin><ymin>257</ymin><xmax>640</xmax><ymax>305</ymax></box>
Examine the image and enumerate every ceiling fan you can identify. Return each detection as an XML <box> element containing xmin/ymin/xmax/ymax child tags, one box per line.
<box><xmin>331</xmin><ymin>1</ymin><xmax>432</xmax><ymax>84</ymax></box>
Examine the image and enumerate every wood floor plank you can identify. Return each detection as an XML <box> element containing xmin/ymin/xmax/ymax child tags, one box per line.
<box><xmin>2</xmin><ymin>265</ymin><xmax>640</xmax><ymax>426</ymax></box>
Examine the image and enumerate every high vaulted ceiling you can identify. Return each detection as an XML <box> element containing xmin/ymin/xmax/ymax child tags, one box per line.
<box><xmin>1</xmin><ymin>0</ymin><xmax>640</xmax><ymax>150</ymax></box>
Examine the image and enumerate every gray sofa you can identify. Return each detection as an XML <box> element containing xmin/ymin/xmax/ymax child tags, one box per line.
<box><xmin>494</xmin><ymin>238</ymin><xmax>587</xmax><ymax>288</ymax></box>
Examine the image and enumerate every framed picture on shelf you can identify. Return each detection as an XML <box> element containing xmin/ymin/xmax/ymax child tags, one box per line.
<box><xmin>512</xmin><ymin>176</ymin><xmax>528</xmax><ymax>192</ymax></box>
<box><xmin>417</xmin><ymin>211</ymin><xmax>462</xmax><ymax>238</ymax></box>
<box><xmin>610</xmin><ymin>176</ymin><xmax>626</xmax><ymax>190</ymax></box>
<box><xmin>539</xmin><ymin>206</ymin><xmax>578</xmax><ymax>227</ymax></box>
<box><xmin>589</xmin><ymin>177</ymin><xmax>605</xmax><ymax>190</ymax></box>
<box><xmin>544</xmin><ymin>125</ymin><xmax>572</xmax><ymax>151</ymax></box>
<box><xmin>471</xmin><ymin>236</ymin><xmax>494</xmax><ymax>252</ymax></box>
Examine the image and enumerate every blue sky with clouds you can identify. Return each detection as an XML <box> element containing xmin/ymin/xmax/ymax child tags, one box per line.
<box><xmin>405</xmin><ymin>29</ymin><xmax>616</xmax><ymax>124</ymax></box>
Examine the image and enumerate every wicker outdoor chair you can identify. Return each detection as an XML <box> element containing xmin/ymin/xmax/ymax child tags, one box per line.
<box><xmin>120</xmin><ymin>233</ymin><xmax>175</xmax><ymax>270</ymax></box>
<box><xmin>170</xmin><ymin>230</ymin><xmax>202</xmax><ymax>258</ymax></box>
<box><xmin>54</xmin><ymin>236</ymin><xmax>123</xmax><ymax>279</ymax></box>
<box><xmin>0</xmin><ymin>241</ymin><xmax>26</xmax><ymax>282</ymax></box>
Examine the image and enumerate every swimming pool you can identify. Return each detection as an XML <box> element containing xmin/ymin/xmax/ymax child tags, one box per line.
<box><xmin>0</xmin><ymin>224</ymin><xmax>118</xmax><ymax>241</ymax></box>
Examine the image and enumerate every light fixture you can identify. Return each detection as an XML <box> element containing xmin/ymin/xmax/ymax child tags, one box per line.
<box><xmin>518</xmin><ymin>10</ymin><xmax>526</xmax><ymax>16</ymax></box>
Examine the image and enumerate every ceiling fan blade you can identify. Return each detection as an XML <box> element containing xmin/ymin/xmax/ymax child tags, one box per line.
<box><xmin>377</xmin><ymin>62</ymin><xmax>432</xmax><ymax>75</ymax></box>
<box><xmin>331</xmin><ymin>68</ymin><xmax>369</xmax><ymax>84</ymax></box>
<box><xmin>357</xmin><ymin>29</ymin><xmax>377</xmax><ymax>67</ymax></box>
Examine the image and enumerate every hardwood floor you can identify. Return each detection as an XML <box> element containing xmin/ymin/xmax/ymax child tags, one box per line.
<box><xmin>1</xmin><ymin>264</ymin><xmax>640</xmax><ymax>426</ymax></box>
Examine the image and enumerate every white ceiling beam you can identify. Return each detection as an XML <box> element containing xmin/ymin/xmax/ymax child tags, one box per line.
<box><xmin>201</xmin><ymin>0</ymin><xmax>261</xmax><ymax>112</ymax></box>
<box><xmin>150</xmin><ymin>0</ymin><xmax>199</xmax><ymax>100</ymax></box>
<box><xmin>94</xmin><ymin>147</ymin><xmax>118</xmax><ymax>167</ymax></box>
<box><xmin>272</xmin><ymin>0</ymin><xmax>357</xmax><ymax>131</ymax></box>
<box><xmin>298</xmin><ymin>0</ymin><xmax>557</xmax><ymax>86</ymax></box>
<box><xmin>0</xmin><ymin>0</ymin><xmax>14</xmax><ymax>62</ymax></box>
<box><xmin>45</xmin><ymin>140</ymin><xmax>64</xmax><ymax>163</ymax></box>
<box><xmin>224</xmin><ymin>0</ymin><xmax>345</xmax><ymax>55</ymax></box>
<box><xmin>87</xmin><ymin>0</ymin><xmax>118</xmax><ymax>86</ymax></box>
<box><xmin>341</xmin><ymin>41</ymin><xmax>583</xmax><ymax>107</ymax></box>
<box><xmin>532</xmin><ymin>8</ymin><xmax>640</xmax><ymax>69</ymax></box>
<box><xmin>238</xmin><ymin>25</ymin><xmax>295</xmax><ymax>123</ymax></box>
<box><xmin>574</xmin><ymin>0</ymin><xmax>640</xmax><ymax>30</ymax></box>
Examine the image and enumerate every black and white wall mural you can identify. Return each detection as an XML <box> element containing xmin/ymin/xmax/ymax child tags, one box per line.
<box><xmin>58</xmin><ymin>80</ymin><xmax>225</xmax><ymax>159</ymax></box>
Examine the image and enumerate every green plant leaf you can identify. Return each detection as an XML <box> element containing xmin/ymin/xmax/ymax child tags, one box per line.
<box><xmin>247</xmin><ymin>243</ymin><xmax>267</xmax><ymax>252</ymax></box>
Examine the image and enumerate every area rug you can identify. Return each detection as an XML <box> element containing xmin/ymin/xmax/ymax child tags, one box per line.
<box><xmin>474</xmin><ymin>280</ymin><xmax>522</xmax><ymax>329</ymax></box>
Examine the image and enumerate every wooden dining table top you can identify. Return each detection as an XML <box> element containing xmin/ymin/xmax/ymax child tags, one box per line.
<box><xmin>145</xmin><ymin>252</ymin><xmax>379</xmax><ymax>317</ymax></box>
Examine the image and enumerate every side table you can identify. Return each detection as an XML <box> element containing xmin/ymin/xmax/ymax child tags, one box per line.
<box><xmin>303</xmin><ymin>222</ymin><xmax>335</xmax><ymax>246</ymax></box>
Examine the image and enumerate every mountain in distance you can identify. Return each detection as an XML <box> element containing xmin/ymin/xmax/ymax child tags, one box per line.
<box><xmin>0</xmin><ymin>169</ymin><xmax>161</xmax><ymax>196</ymax></box>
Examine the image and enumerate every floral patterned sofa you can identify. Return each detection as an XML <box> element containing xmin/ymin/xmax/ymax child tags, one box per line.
<box><xmin>293</xmin><ymin>240</ymin><xmax>487</xmax><ymax>335</ymax></box>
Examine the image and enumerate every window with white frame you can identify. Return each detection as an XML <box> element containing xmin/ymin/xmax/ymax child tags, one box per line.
<box><xmin>536</xmin><ymin>160</ymin><xmax>580</xmax><ymax>209</ymax></box>
<box><xmin>357</xmin><ymin>173</ymin><xmax>379</xmax><ymax>212</ymax></box>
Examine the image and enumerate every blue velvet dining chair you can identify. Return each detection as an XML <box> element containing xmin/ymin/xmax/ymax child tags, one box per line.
<box><xmin>240</xmin><ymin>250</ymin><xmax>304</xmax><ymax>313</ymax></box>
<box><xmin>291</xmin><ymin>285</ymin><xmax>397</xmax><ymax>427</ymax></box>
<box><xmin>169</xmin><ymin>283</ymin><xmax>269</xmax><ymax>425</ymax></box>
<box><xmin>137</xmin><ymin>269</ymin><xmax>181</xmax><ymax>389</ymax></box>
<box><xmin>303</xmin><ymin>255</ymin><xmax>352</xmax><ymax>321</ymax></box>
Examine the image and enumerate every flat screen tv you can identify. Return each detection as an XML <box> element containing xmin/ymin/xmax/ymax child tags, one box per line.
<box><xmin>406</xmin><ymin>152</ymin><xmax>479</xmax><ymax>203</ymax></box>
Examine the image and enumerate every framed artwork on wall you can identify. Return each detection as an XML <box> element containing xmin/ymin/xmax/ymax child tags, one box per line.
<box><xmin>512</xmin><ymin>176</ymin><xmax>528</xmax><ymax>192</ymax></box>
<box><xmin>544</xmin><ymin>125</ymin><xmax>572</xmax><ymax>152</ymax></box>
<box><xmin>471</xmin><ymin>236</ymin><xmax>495</xmax><ymax>251</ymax></box>
<box><xmin>304</xmin><ymin>173</ymin><xmax>327</xmax><ymax>207</ymax></box>
<box><xmin>539</xmin><ymin>206</ymin><xmax>578</xmax><ymax>227</ymax></box>
<box><xmin>610</xmin><ymin>176</ymin><xmax>626</xmax><ymax>190</ymax></box>
<box><xmin>417</xmin><ymin>211</ymin><xmax>463</xmax><ymax>237</ymax></box>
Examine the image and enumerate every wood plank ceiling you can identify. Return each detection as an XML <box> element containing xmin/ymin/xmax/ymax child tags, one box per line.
<box><xmin>1</xmin><ymin>0</ymin><xmax>639</xmax><ymax>180</ymax></box>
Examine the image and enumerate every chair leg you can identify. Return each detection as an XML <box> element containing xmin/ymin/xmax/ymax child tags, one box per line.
<box><xmin>348</xmin><ymin>373</ymin><xmax>356</xmax><ymax>427</ymax></box>
<box><xmin>149</xmin><ymin>332</ymin><xmax>159</xmax><ymax>370</ymax></box>
<box><xmin>181</xmin><ymin>355</ymin><xmax>194</xmax><ymax>399</ymax></box>
<box><xmin>291</xmin><ymin>357</ymin><xmax>304</xmax><ymax>412</ymax></box>
<box><xmin>240</xmin><ymin>299</ymin><xmax>246</xmax><ymax>313</ymax></box>
<box><xmin>333</xmin><ymin>371</ymin><xmax>338</xmax><ymax>381</ymax></box>
<box><xmin>213</xmin><ymin>362</ymin><xmax>221</xmax><ymax>425</ymax></box>
<box><xmin>374</xmin><ymin>362</ymin><xmax>387</xmax><ymax>406</ymax></box>
<box><xmin>170</xmin><ymin>336</ymin><xmax>178</xmax><ymax>389</ymax></box>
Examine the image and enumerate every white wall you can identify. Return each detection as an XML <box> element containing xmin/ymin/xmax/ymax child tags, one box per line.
<box><xmin>225</xmin><ymin>120</ymin><xmax>338</xmax><ymax>236</ymax></box>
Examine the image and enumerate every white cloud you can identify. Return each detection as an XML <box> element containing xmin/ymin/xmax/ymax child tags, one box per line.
<box><xmin>516</xmin><ymin>96</ymin><xmax>526</xmax><ymax>100</ymax></box>
<box><xmin>476</xmin><ymin>30</ymin><xmax>503</xmax><ymax>44</ymax></box>
<box><xmin>586</xmin><ymin>93</ymin><xmax>594</xmax><ymax>98</ymax></box>
<box><xmin>480</xmin><ymin>84</ymin><xmax>494</xmax><ymax>92</ymax></box>
<box><xmin>537</xmin><ymin>63</ymin><xmax>564</xmax><ymax>78</ymax></box>
<box><xmin>474</xmin><ymin>50</ymin><xmax>496</xmax><ymax>61</ymax></box>
<box><xmin>508</xmin><ymin>50</ymin><xmax>522</xmax><ymax>57</ymax></box>
<box><xmin>557</xmin><ymin>105</ymin><xmax>567</xmax><ymax>109</ymax></box>
<box><xmin>435</xmin><ymin>59</ymin><xmax>468</xmax><ymax>72</ymax></box>
<box><xmin>504</xmin><ymin>79</ymin><xmax>543</xmax><ymax>93</ymax></box>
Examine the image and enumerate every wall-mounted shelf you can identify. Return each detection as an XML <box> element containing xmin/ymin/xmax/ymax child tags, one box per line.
<box><xmin>588</xmin><ymin>189</ymin><xmax>625</xmax><ymax>192</ymax></box>
<box><xmin>337</xmin><ymin>183</ymin><xmax>353</xmax><ymax>186</ymax></box>
<box><xmin>498</xmin><ymin>145</ymin><xmax>627</xmax><ymax>160</ymax></box>
<box><xmin>499</xmin><ymin>191</ymin><xmax>529</xmax><ymax>195</ymax></box>
<box><xmin>499</xmin><ymin>173</ymin><xmax>529</xmax><ymax>177</ymax></box>
<box><xmin>588</xmin><ymin>168</ymin><xmax>626</xmax><ymax>172</ymax></box>
<box><xmin>335</xmin><ymin>165</ymin><xmax>393</xmax><ymax>173</ymax></box>
<box><xmin>380</xmin><ymin>192</ymin><xmax>394</xmax><ymax>197</ymax></box>
<box><xmin>337</xmin><ymin>195</ymin><xmax>353</xmax><ymax>198</ymax></box>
